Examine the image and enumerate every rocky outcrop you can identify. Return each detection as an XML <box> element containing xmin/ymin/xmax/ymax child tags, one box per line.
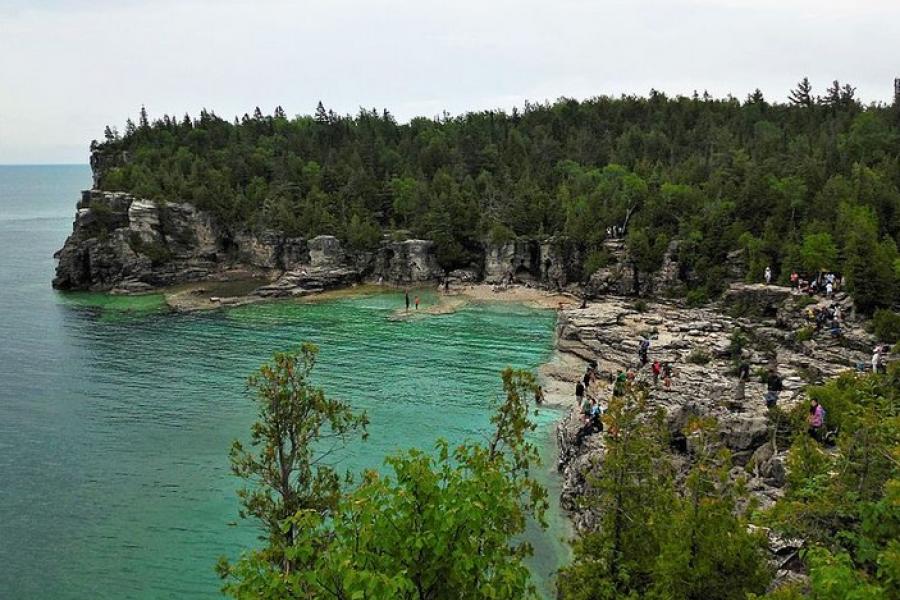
<box><xmin>585</xmin><ymin>238</ymin><xmax>689</xmax><ymax>297</ymax></box>
<box><xmin>374</xmin><ymin>239</ymin><xmax>443</xmax><ymax>284</ymax></box>
<box><xmin>52</xmin><ymin>191</ymin><xmax>310</xmax><ymax>291</ymax></box>
<box><xmin>550</xmin><ymin>284</ymin><xmax>874</xmax><ymax>572</ymax></box>
<box><xmin>53</xmin><ymin>191</ymin><xmax>449</xmax><ymax>293</ymax></box>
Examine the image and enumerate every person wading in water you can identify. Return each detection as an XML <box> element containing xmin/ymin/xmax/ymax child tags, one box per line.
<box><xmin>405</xmin><ymin>289</ymin><xmax>410</xmax><ymax>312</ymax></box>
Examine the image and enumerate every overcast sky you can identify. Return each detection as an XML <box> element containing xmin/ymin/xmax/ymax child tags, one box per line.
<box><xmin>1</xmin><ymin>0</ymin><xmax>899</xmax><ymax>164</ymax></box>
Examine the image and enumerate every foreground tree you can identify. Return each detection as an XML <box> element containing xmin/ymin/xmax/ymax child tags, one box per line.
<box><xmin>220</xmin><ymin>367</ymin><xmax>548</xmax><ymax>599</ymax></box>
<box><xmin>558</xmin><ymin>392</ymin><xmax>675</xmax><ymax>599</ymax></box>
<box><xmin>560</xmin><ymin>392</ymin><xmax>770</xmax><ymax>599</ymax></box>
<box><xmin>217</xmin><ymin>343</ymin><xmax>369</xmax><ymax>576</ymax></box>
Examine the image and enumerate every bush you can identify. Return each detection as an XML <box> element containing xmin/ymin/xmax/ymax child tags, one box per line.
<box><xmin>794</xmin><ymin>326</ymin><xmax>815</xmax><ymax>343</ymax></box>
<box><xmin>686</xmin><ymin>288</ymin><xmax>709</xmax><ymax>308</ymax></box>
<box><xmin>632</xmin><ymin>299</ymin><xmax>649</xmax><ymax>313</ymax></box>
<box><xmin>871</xmin><ymin>309</ymin><xmax>900</xmax><ymax>344</ymax></box>
<box><xmin>583</xmin><ymin>248</ymin><xmax>611</xmax><ymax>276</ymax></box>
<box><xmin>687</xmin><ymin>348</ymin><xmax>711</xmax><ymax>364</ymax></box>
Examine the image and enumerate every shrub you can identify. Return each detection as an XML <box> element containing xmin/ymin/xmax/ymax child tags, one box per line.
<box><xmin>871</xmin><ymin>309</ymin><xmax>900</xmax><ymax>344</ymax></box>
<box><xmin>583</xmin><ymin>248</ymin><xmax>612</xmax><ymax>276</ymax></box>
<box><xmin>686</xmin><ymin>288</ymin><xmax>709</xmax><ymax>308</ymax></box>
<box><xmin>794</xmin><ymin>326</ymin><xmax>815</xmax><ymax>343</ymax></box>
<box><xmin>632</xmin><ymin>299</ymin><xmax>649</xmax><ymax>313</ymax></box>
<box><xmin>687</xmin><ymin>348</ymin><xmax>711</xmax><ymax>365</ymax></box>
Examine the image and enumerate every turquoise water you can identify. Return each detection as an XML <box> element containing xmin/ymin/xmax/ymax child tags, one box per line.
<box><xmin>0</xmin><ymin>165</ymin><xmax>568</xmax><ymax>599</ymax></box>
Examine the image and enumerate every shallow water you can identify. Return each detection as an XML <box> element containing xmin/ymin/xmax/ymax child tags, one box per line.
<box><xmin>0</xmin><ymin>165</ymin><xmax>569</xmax><ymax>598</ymax></box>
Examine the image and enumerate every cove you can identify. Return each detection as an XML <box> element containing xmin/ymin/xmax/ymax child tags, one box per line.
<box><xmin>3</xmin><ymin>287</ymin><xmax>569</xmax><ymax>598</ymax></box>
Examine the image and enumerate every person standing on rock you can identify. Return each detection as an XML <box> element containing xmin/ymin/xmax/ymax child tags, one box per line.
<box><xmin>765</xmin><ymin>266</ymin><xmax>772</xmax><ymax>285</ymax></box>
<box><xmin>575</xmin><ymin>380</ymin><xmax>585</xmax><ymax>407</ymax></box>
<box><xmin>790</xmin><ymin>271</ymin><xmax>799</xmax><ymax>291</ymax></box>
<box><xmin>662</xmin><ymin>362</ymin><xmax>673</xmax><ymax>389</ymax></box>
<box><xmin>405</xmin><ymin>289</ymin><xmax>410</xmax><ymax>312</ymax></box>
<box><xmin>638</xmin><ymin>337</ymin><xmax>650</xmax><ymax>365</ymax></box>
<box><xmin>872</xmin><ymin>345</ymin><xmax>884</xmax><ymax>373</ymax></box>
<box><xmin>534</xmin><ymin>385</ymin><xmax>544</xmax><ymax>405</ymax></box>
<box><xmin>765</xmin><ymin>368</ymin><xmax>782</xmax><ymax>408</ymax></box>
<box><xmin>414</xmin><ymin>295</ymin><xmax>420</xmax><ymax>310</ymax></box>
<box><xmin>735</xmin><ymin>360</ymin><xmax>750</xmax><ymax>403</ymax></box>
<box><xmin>808</xmin><ymin>399</ymin><xmax>825</xmax><ymax>442</ymax></box>
<box><xmin>652</xmin><ymin>360</ymin><xmax>661</xmax><ymax>385</ymax></box>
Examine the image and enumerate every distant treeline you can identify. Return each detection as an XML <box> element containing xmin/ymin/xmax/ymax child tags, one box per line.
<box><xmin>92</xmin><ymin>79</ymin><xmax>900</xmax><ymax>312</ymax></box>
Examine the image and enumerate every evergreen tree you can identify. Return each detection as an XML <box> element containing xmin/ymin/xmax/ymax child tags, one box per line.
<box><xmin>217</xmin><ymin>344</ymin><xmax>368</xmax><ymax>575</ymax></box>
<box><xmin>788</xmin><ymin>77</ymin><xmax>814</xmax><ymax>107</ymax></box>
<box><xmin>314</xmin><ymin>101</ymin><xmax>328</xmax><ymax>123</ymax></box>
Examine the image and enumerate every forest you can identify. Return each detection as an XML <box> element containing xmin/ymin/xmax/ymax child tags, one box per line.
<box><xmin>91</xmin><ymin>78</ymin><xmax>900</xmax><ymax>312</ymax></box>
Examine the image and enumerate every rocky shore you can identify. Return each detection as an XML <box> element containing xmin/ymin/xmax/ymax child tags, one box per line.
<box><xmin>542</xmin><ymin>283</ymin><xmax>876</xmax><ymax>586</ymax></box>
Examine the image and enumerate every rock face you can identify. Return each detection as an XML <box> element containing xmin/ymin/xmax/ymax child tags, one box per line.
<box><xmin>585</xmin><ymin>238</ymin><xmax>688</xmax><ymax>297</ymax></box>
<box><xmin>550</xmin><ymin>285</ymin><xmax>873</xmax><ymax>571</ymax></box>
<box><xmin>374</xmin><ymin>239</ymin><xmax>443</xmax><ymax>284</ymax></box>
<box><xmin>52</xmin><ymin>191</ymin><xmax>308</xmax><ymax>291</ymax></box>
<box><xmin>482</xmin><ymin>236</ymin><xmax>582</xmax><ymax>289</ymax></box>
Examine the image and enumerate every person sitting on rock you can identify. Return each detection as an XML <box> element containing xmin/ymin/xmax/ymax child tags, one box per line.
<box><xmin>808</xmin><ymin>399</ymin><xmax>825</xmax><ymax>442</ymax></box>
<box><xmin>580</xmin><ymin>395</ymin><xmax>593</xmax><ymax>423</ymax></box>
<box><xmin>574</xmin><ymin>403</ymin><xmax>604</xmax><ymax>446</ymax></box>
<box><xmin>534</xmin><ymin>385</ymin><xmax>544</xmax><ymax>405</ymax></box>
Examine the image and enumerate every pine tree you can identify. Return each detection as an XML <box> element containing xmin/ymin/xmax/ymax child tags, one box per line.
<box><xmin>314</xmin><ymin>101</ymin><xmax>329</xmax><ymax>123</ymax></box>
<box><xmin>747</xmin><ymin>88</ymin><xmax>766</xmax><ymax>105</ymax></box>
<box><xmin>823</xmin><ymin>80</ymin><xmax>842</xmax><ymax>107</ymax></box>
<box><xmin>274</xmin><ymin>105</ymin><xmax>286</xmax><ymax>119</ymax></box>
<box><xmin>788</xmin><ymin>77</ymin><xmax>814</xmax><ymax>107</ymax></box>
<box><xmin>139</xmin><ymin>104</ymin><xmax>149</xmax><ymax>129</ymax></box>
<box><xmin>253</xmin><ymin>106</ymin><xmax>264</xmax><ymax>120</ymax></box>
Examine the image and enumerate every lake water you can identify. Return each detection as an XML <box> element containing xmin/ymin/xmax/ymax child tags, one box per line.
<box><xmin>0</xmin><ymin>165</ymin><xmax>569</xmax><ymax>598</ymax></box>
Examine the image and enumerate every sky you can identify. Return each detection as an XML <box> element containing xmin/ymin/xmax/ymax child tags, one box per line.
<box><xmin>1</xmin><ymin>0</ymin><xmax>899</xmax><ymax>164</ymax></box>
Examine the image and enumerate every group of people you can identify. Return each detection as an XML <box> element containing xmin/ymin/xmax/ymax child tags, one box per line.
<box><xmin>789</xmin><ymin>270</ymin><xmax>841</xmax><ymax>297</ymax></box>
<box><xmin>605</xmin><ymin>225</ymin><xmax>626</xmax><ymax>238</ymax></box>
<box><xmin>765</xmin><ymin>266</ymin><xmax>842</xmax><ymax>299</ymax></box>
<box><xmin>403</xmin><ymin>290</ymin><xmax>420</xmax><ymax>312</ymax></box>
<box><xmin>571</xmin><ymin>337</ymin><xmax>681</xmax><ymax>447</ymax></box>
<box><xmin>806</xmin><ymin>303</ymin><xmax>844</xmax><ymax>336</ymax></box>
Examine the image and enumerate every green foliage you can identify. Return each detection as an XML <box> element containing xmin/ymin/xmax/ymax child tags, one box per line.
<box><xmin>762</xmin><ymin>367</ymin><xmax>900</xmax><ymax>598</ymax></box>
<box><xmin>794</xmin><ymin>326</ymin><xmax>815</xmax><ymax>343</ymax></box>
<box><xmin>686</xmin><ymin>288</ymin><xmax>709</xmax><ymax>308</ymax></box>
<box><xmin>559</xmin><ymin>394</ymin><xmax>770</xmax><ymax>599</ymax></box>
<box><xmin>94</xmin><ymin>92</ymin><xmax>900</xmax><ymax>304</ymax></box>
<box><xmin>799</xmin><ymin>232</ymin><xmax>838</xmax><ymax>274</ymax></box>
<box><xmin>219</xmin><ymin>367</ymin><xmax>548</xmax><ymax>600</ymax></box>
<box><xmin>686</xmin><ymin>348</ymin><xmax>712</xmax><ymax>364</ymax></box>
<box><xmin>219</xmin><ymin>344</ymin><xmax>368</xmax><ymax>574</ymax></box>
<box><xmin>871</xmin><ymin>309</ymin><xmax>900</xmax><ymax>344</ymax></box>
<box><xmin>559</xmin><ymin>392</ymin><xmax>673</xmax><ymax>599</ymax></box>
<box><xmin>583</xmin><ymin>248</ymin><xmax>612</xmax><ymax>276</ymax></box>
<box><xmin>650</xmin><ymin>419</ymin><xmax>770</xmax><ymax>599</ymax></box>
